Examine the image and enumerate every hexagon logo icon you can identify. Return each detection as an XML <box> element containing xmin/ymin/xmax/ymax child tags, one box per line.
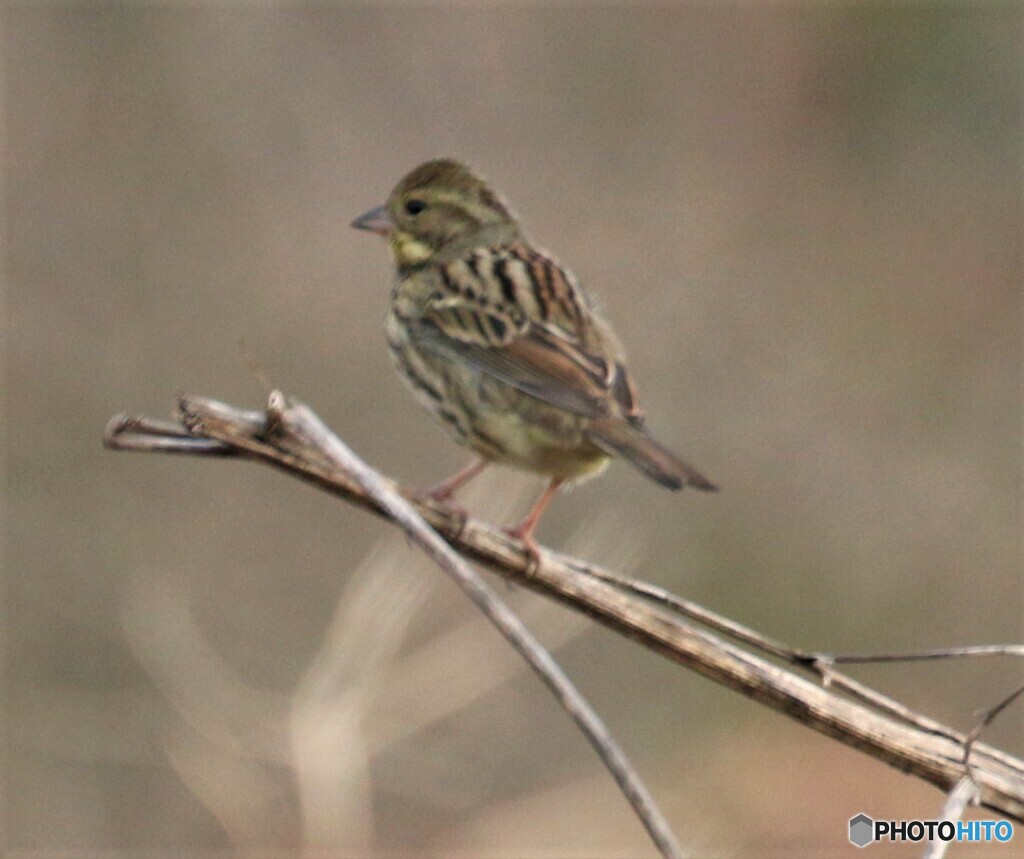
<box><xmin>849</xmin><ymin>813</ymin><xmax>874</xmax><ymax>848</ymax></box>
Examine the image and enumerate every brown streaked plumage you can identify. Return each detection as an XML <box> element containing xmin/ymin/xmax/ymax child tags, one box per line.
<box><xmin>353</xmin><ymin>159</ymin><xmax>715</xmax><ymax>556</ymax></box>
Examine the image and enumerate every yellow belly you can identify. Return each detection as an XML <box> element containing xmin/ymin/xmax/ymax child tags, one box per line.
<box><xmin>469</xmin><ymin>401</ymin><xmax>611</xmax><ymax>479</ymax></box>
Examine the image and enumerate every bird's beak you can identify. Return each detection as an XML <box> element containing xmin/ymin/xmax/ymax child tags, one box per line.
<box><xmin>351</xmin><ymin>205</ymin><xmax>394</xmax><ymax>237</ymax></box>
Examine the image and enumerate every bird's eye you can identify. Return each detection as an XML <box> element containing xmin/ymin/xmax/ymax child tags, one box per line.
<box><xmin>405</xmin><ymin>199</ymin><xmax>427</xmax><ymax>216</ymax></box>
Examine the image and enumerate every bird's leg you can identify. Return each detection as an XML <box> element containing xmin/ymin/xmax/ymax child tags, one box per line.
<box><xmin>423</xmin><ymin>457</ymin><xmax>488</xmax><ymax>503</ymax></box>
<box><xmin>505</xmin><ymin>478</ymin><xmax>564</xmax><ymax>564</ymax></box>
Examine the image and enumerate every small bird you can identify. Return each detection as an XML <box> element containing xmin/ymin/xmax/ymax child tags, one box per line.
<box><xmin>353</xmin><ymin>159</ymin><xmax>715</xmax><ymax>557</ymax></box>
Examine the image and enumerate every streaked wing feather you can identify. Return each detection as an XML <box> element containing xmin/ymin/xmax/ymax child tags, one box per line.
<box><xmin>412</xmin><ymin>301</ymin><xmax>613</xmax><ymax>418</ymax></box>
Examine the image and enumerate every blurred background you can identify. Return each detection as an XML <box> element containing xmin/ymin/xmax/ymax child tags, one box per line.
<box><xmin>6</xmin><ymin>3</ymin><xmax>1021</xmax><ymax>856</ymax></box>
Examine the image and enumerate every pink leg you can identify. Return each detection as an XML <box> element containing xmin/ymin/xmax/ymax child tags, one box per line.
<box><xmin>505</xmin><ymin>478</ymin><xmax>564</xmax><ymax>561</ymax></box>
<box><xmin>425</xmin><ymin>457</ymin><xmax>488</xmax><ymax>503</ymax></box>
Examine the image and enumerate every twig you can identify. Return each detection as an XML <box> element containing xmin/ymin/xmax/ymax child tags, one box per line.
<box><xmin>105</xmin><ymin>414</ymin><xmax>238</xmax><ymax>456</ymax></box>
<box><xmin>103</xmin><ymin>394</ymin><xmax>1024</xmax><ymax>824</ymax></box>
<box><xmin>573</xmin><ymin>567</ymin><xmax>999</xmax><ymax>745</ymax></box>
<box><xmin>830</xmin><ymin>645</ymin><xmax>1024</xmax><ymax>664</ymax></box>
<box><xmin>964</xmin><ymin>683</ymin><xmax>1024</xmax><ymax>771</ymax></box>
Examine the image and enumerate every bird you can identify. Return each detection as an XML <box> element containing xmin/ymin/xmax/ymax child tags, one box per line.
<box><xmin>352</xmin><ymin>159</ymin><xmax>716</xmax><ymax>558</ymax></box>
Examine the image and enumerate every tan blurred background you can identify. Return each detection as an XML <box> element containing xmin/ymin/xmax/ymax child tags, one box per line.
<box><xmin>6</xmin><ymin>3</ymin><xmax>1021</xmax><ymax>856</ymax></box>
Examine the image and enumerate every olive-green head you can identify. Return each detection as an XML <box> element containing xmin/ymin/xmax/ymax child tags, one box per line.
<box><xmin>352</xmin><ymin>159</ymin><xmax>520</xmax><ymax>267</ymax></box>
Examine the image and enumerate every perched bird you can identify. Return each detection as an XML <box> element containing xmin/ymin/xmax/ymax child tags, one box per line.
<box><xmin>353</xmin><ymin>159</ymin><xmax>715</xmax><ymax>557</ymax></box>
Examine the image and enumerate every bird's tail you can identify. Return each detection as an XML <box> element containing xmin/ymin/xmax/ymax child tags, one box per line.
<box><xmin>586</xmin><ymin>418</ymin><xmax>717</xmax><ymax>492</ymax></box>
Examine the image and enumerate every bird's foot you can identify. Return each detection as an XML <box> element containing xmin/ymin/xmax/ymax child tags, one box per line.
<box><xmin>503</xmin><ymin>522</ymin><xmax>543</xmax><ymax>575</ymax></box>
<box><xmin>410</xmin><ymin>487</ymin><xmax>470</xmax><ymax>540</ymax></box>
<box><xmin>416</xmin><ymin>487</ymin><xmax>468</xmax><ymax>519</ymax></box>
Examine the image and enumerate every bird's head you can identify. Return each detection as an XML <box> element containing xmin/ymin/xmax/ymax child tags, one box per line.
<box><xmin>352</xmin><ymin>159</ymin><xmax>520</xmax><ymax>268</ymax></box>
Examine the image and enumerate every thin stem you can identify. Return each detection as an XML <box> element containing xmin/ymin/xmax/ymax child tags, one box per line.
<box><xmin>922</xmin><ymin>776</ymin><xmax>979</xmax><ymax>859</ymax></box>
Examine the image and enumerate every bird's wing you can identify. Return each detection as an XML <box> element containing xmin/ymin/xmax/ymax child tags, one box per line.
<box><xmin>410</xmin><ymin>248</ymin><xmax>643</xmax><ymax>421</ymax></box>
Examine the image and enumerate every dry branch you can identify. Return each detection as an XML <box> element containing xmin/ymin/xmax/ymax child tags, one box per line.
<box><xmin>105</xmin><ymin>394</ymin><xmax>1024</xmax><ymax>826</ymax></box>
